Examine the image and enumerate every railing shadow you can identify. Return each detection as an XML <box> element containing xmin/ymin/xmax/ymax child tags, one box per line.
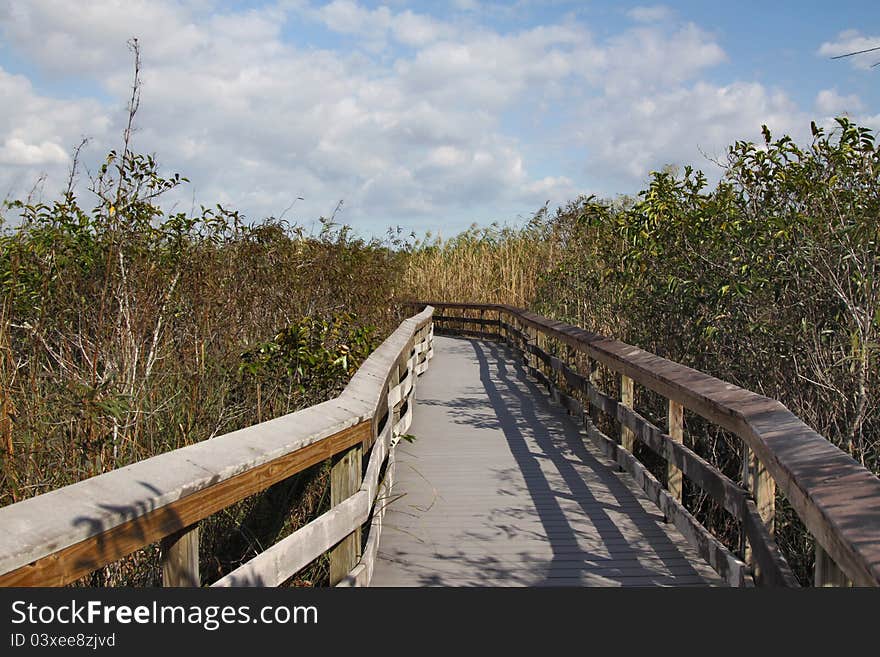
<box><xmin>71</xmin><ymin>479</ymin><xmax>187</xmax><ymax>586</ymax></box>
<box><xmin>382</xmin><ymin>335</ymin><xmax>713</xmax><ymax>586</ymax></box>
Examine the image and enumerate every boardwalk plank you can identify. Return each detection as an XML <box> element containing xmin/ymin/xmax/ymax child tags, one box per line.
<box><xmin>371</xmin><ymin>336</ymin><xmax>724</xmax><ymax>587</ymax></box>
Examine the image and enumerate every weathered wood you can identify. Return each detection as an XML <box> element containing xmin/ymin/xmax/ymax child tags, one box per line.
<box><xmin>588</xmin><ymin>357</ymin><xmax>602</xmax><ymax>426</ymax></box>
<box><xmin>749</xmin><ymin>448</ymin><xmax>776</xmax><ymax>536</ymax></box>
<box><xmin>579</xmin><ymin>347</ymin><xmax>795</xmax><ymax>584</ymax></box>
<box><xmin>537</xmin><ymin>332</ymin><xmax>548</xmax><ymax>381</ymax></box>
<box><xmin>343</xmin><ymin>306</ymin><xmax>434</xmax><ymax>448</ymax></box>
<box><xmin>814</xmin><ymin>543</ymin><xmax>850</xmax><ymax>587</ymax></box>
<box><xmin>161</xmin><ymin>525</ymin><xmax>199</xmax><ymax>587</ymax></box>
<box><xmin>220</xmin><ymin>408</ymin><xmax>401</xmax><ymax>587</ymax></box>
<box><xmin>615</xmin><ymin>403</ymin><xmax>747</xmax><ymax>520</ymax></box>
<box><xmin>527</xmin><ymin>325</ymin><xmax>538</xmax><ymax>373</ymax></box>
<box><xmin>667</xmin><ymin>400</ymin><xmax>684</xmax><ymax>503</ymax></box>
<box><xmin>579</xmin><ymin>398</ymin><xmax>748</xmax><ymax>587</ymax></box>
<box><xmin>742</xmin><ymin>500</ymin><xmax>800</xmax><ymax>587</ymax></box>
<box><xmin>337</xmin><ymin>449</ymin><xmax>397</xmax><ymax>587</ymax></box>
<box><xmin>434</xmin><ymin>315</ymin><xmax>499</xmax><ymax>327</ymax></box>
<box><xmin>620</xmin><ymin>375</ymin><xmax>635</xmax><ymax>453</ymax></box>
<box><xmin>587</xmin><ymin>381</ymin><xmax>618</xmax><ymax>417</ymax></box>
<box><xmin>414</xmin><ymin>301</ymin><xmax>880</xmax><ymax>585</ymax></box>
<box><xmin>394</xmin><ymin>396</ymin><xmax>414</xmax><ymax>438</ymax></box>
<box><xmin>434</xmin><ymin>328</ymin><xmax>500</xmax><ymax>341</ymax></box>
<box><xmin>0</xmin><ymin>419</ymin><xmax>370</xmax><ymax>586</ymax></box>
<box><xmin>214</xmin><ymin>491</ymin><xmax>370</xmax><ymax>587</ymax></box>
<box><xmin>499</xmin><ymin>321</ymin><xmax>527</xmax><ymax>344</ymax></box>
<box><xmin>329</xmin><ymin>444</ymin><xmax>363</xmax><ymax>585</ymax></box>
<box><xmin>389</xmin><ymin>358</ymin><xmax>402</xmax><ymax>426</ymax></box>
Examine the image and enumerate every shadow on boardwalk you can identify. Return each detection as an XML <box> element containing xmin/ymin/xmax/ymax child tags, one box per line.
<box><xmin>373</xmin><ymin>336</ymin><xmax>721</xmax><ymax>587</ymax></box>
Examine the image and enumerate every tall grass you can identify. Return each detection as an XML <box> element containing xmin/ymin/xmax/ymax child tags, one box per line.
<box><xmin>404</xmin><ymin>213</ymin><xmax>563</xmax><ymax>306</ymax></box>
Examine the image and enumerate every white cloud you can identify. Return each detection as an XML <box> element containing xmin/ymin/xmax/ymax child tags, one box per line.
<box><xmin>0</xmin><ymin>137</ymin><xmax>69</xmax><ymax>166</ymax></box>
<box><xmin>310</xmin><ymin>0</ymin><xmax>455</xmax><ymax>50</ymax></box>
<box><xmin>0</xmin><ymin>66</ymin><xmax>110</xmax><ymax>203</ymax></box>
<box><xmin>0</xmin><ymin>1</ymin><xmax>842</xmax><ymax>233</ymax></box>
<box><xmin>627</xmin><ymin>5</ymin><xmax>673</xmax><ymax>23</ymax></box>
<box><xmin>818</xmin><ymin>30</ymin><xmax>880</xmax><ymax>70</ymax></box>
<box><xmin>815</xmin><ymin>89</ymin><xmax>864</xmax><ymax>116</ymax></box>
<box><xmin>0</xmin><ymin>0</ymin><xmax>210</xmax><ymax>77</ymax></box>
<box><xmin>576</xmin><ymin>81</ymin><xmax>807</xmax><ymax>183</ymax></box>
<box><xmin>594</xmin><ymin>23</ymin><xmax>726</xmax><ymax>97</ymax></box>
<box><xmin>1</xmin><ymin>1</ymin><xmax>599</xmax><ymax>230</ymax></box>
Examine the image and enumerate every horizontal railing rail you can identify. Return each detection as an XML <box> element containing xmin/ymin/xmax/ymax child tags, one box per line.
<box><xmin>0</xmin><ymin>306</ymin><xmax>434</xmax><ymax>587</ymax></box>
<box><xmin>411</xmin><ymin>301</ymin><xmax>880</xmax><ymax>587</ymax></box>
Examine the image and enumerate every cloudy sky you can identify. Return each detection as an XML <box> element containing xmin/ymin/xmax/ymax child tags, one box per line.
<box><xmin>0</xmin><ymin>1</ymin><xmax>878</xmax><ymax>237</ymax></box>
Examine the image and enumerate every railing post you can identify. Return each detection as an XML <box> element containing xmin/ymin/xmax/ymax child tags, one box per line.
<box><xmin>565</xmin><ymin>345</ymin><xmax>578</xmax><ymax>414</ymax></box>
<box><xmin>814</xmin><ymin>543</ymin><xmax>850</xmax><ymax>587</ymax></box>
<box><xmin>527</xmin><ymin>325</ymin><xmax>537</xmax><ymax>373</ymax></box>
<box><xmin>536</xmin><ymin>331</ymin><xmax>547</xmax><ymax>380</ymax></box>
<box><xmin>329</xmin><ymin>443</ymin><xmax>363</xmax><ymax>585</ymax></box>
<box><xmin>588</xmin><ymin>357</ymin><xmax>601</xmax><ymax>426</ymax></box>
<box><xmin>161</xmin><ymin>525</ymin><xmax>200</xmax><ymax>587</ymax></box>
<box><xmin>740</xmin><ymin>444</ymin><xmax>775</xmax><ymax>571</ymax></box>
<box><xmin>391</xmin><ymin>352</ymin><xmax>403</xmax><ymax>428</ymax></box>
<box><xmin>620</xmin><ymin>375</ymin><xmax>634</xmax><ymax>453</ymax></box>
<box><xmin>667</xmin><ymin>400</ymin><xmax>684</xmax><ymax>502</ymax></box>
<box><xmin>748</xmin><ymin>448</ymin><xmax>776</xmax><ymax>535</ymax></box>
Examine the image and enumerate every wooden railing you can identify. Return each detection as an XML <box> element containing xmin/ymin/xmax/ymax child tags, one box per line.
<box><xmin>0</xmin><ymin>306</ymin><xmax>434</xmax><ymax>587</ymax></box>
<box><xmin>415</xmin><ymin>301</ymin><xmax>880</xmax><ymax>588</ymax></box>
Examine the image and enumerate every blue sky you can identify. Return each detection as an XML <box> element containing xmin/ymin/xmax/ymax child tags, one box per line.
<box><xmin>0</xmin><ymin>1</ymin><xmax>877</xmax><ymax>237</ymax></box>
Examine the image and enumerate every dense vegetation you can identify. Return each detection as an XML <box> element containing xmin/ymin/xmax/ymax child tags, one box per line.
<box><xmin>1</xmin><ymin>99</ymin><xmax>876</xmax><ymax>585</ymax></box>
<box><xmin>0</xmin><ymin>144</ymin><xmax>408</xmax><ymax>584</ymax></box>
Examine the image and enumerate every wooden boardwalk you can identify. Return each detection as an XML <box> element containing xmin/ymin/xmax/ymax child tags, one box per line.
<box><xmin>372</xmin><ymin>336</ymin><xmax>723</xmax><ymax>587</ymax></box>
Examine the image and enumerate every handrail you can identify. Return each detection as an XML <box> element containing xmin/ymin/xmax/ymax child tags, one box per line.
<box><xmin>414</xmin><ymin>301</ymin><xmax>880</xmax><ymax>587</ymax></box>
<box><xmin>0</xmin><ymin>306</ymin><xmax>434</xmax><ymax>587</ymax></box>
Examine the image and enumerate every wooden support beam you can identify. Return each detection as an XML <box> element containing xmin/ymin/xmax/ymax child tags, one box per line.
<box><xmin>390</xmin><ymin>358</ymin><xmax>402</xmax><ymax>428</ymax></box>
<box><xmin>749</xmin><ymin>448</ymin><xmax>776</xmax><ymax>537</ymax></box>
<box><xmin>565</xmin><ymin>345</ymin><xmax>578</xmax><ymax>413</ymax></box>
<box><xmin>620</xmin><ymin>375</ymin><xmax>635</xmax><ymax>453</ymax></box>
<box><xmin>815</xmin><ymin>542</ymin><xmax>850</xmax><ymax>587</ymax></box>
<box><xmin>588</xmin><ymin>357</ymin><xmax>601</xmax><ymax>426</ymax></box>
<box><xmin>537</xmin><ymin>332</ymin><xmax>551</xmax><ymax>389</ymax></box>
<box><xmin>161</xmin><ymin>525</ymin><xmax>199</xmax><ymax>587</ymax></box>
<box><xmin>742</xmin><ymin>445</ymin><xmax>775</xmax><ymax>573</ymax></box>
<box><xmin>668</xmin><ymin>399</ymin><xmax>684</xmax><ymax>502</ymax></box>
<box><xmin>329</xmin><ymin>444</ymin><xmax>362</xmax><ymax>585</ymax></box>
<box><xmin>527</xmin><ymin>325</ymin><xmax>538</xmax><ymax>372</ymax></box>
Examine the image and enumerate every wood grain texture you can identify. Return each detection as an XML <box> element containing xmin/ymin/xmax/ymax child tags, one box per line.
<box><xmin>0</xmin><ymin>421</ymin><xmax>369</xmax><ymax>586</ymax></box>
<box><xmin>213</xmin><ymin>491</ymin><xmax>370</xmax><ymax>587</ymax></box>
<box><xmin>814</xmin><ymin>542</ymin><xmax>851</xmax><ymax>587</ymax></box>
<box><xmin>620</xmin><ymin>375</ymin><xmax>635</xmax><ymax>453</ymax></box>
<box><xmin>581</xmin><ymin>412</ymin><xmax>749</xmax><ymax>587</ymax></box>
<box><xmin>161</xmin><ymin>525</ymin><xmax>200</xmax><ymax>587</ymax></box>
<box><xmin>329</xmin><ymin>444</ymin><xmax>362</xmax><ymax>585</ymax></box>
<box><xmin>667</xmin><ymin>400</ymin><xmax>684</xmax><ymax>502</ymax></box>
<box><xmin>372</xmin><ymin>336</ymin><xmax>723</xmax><ymax>587</ymax></box>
